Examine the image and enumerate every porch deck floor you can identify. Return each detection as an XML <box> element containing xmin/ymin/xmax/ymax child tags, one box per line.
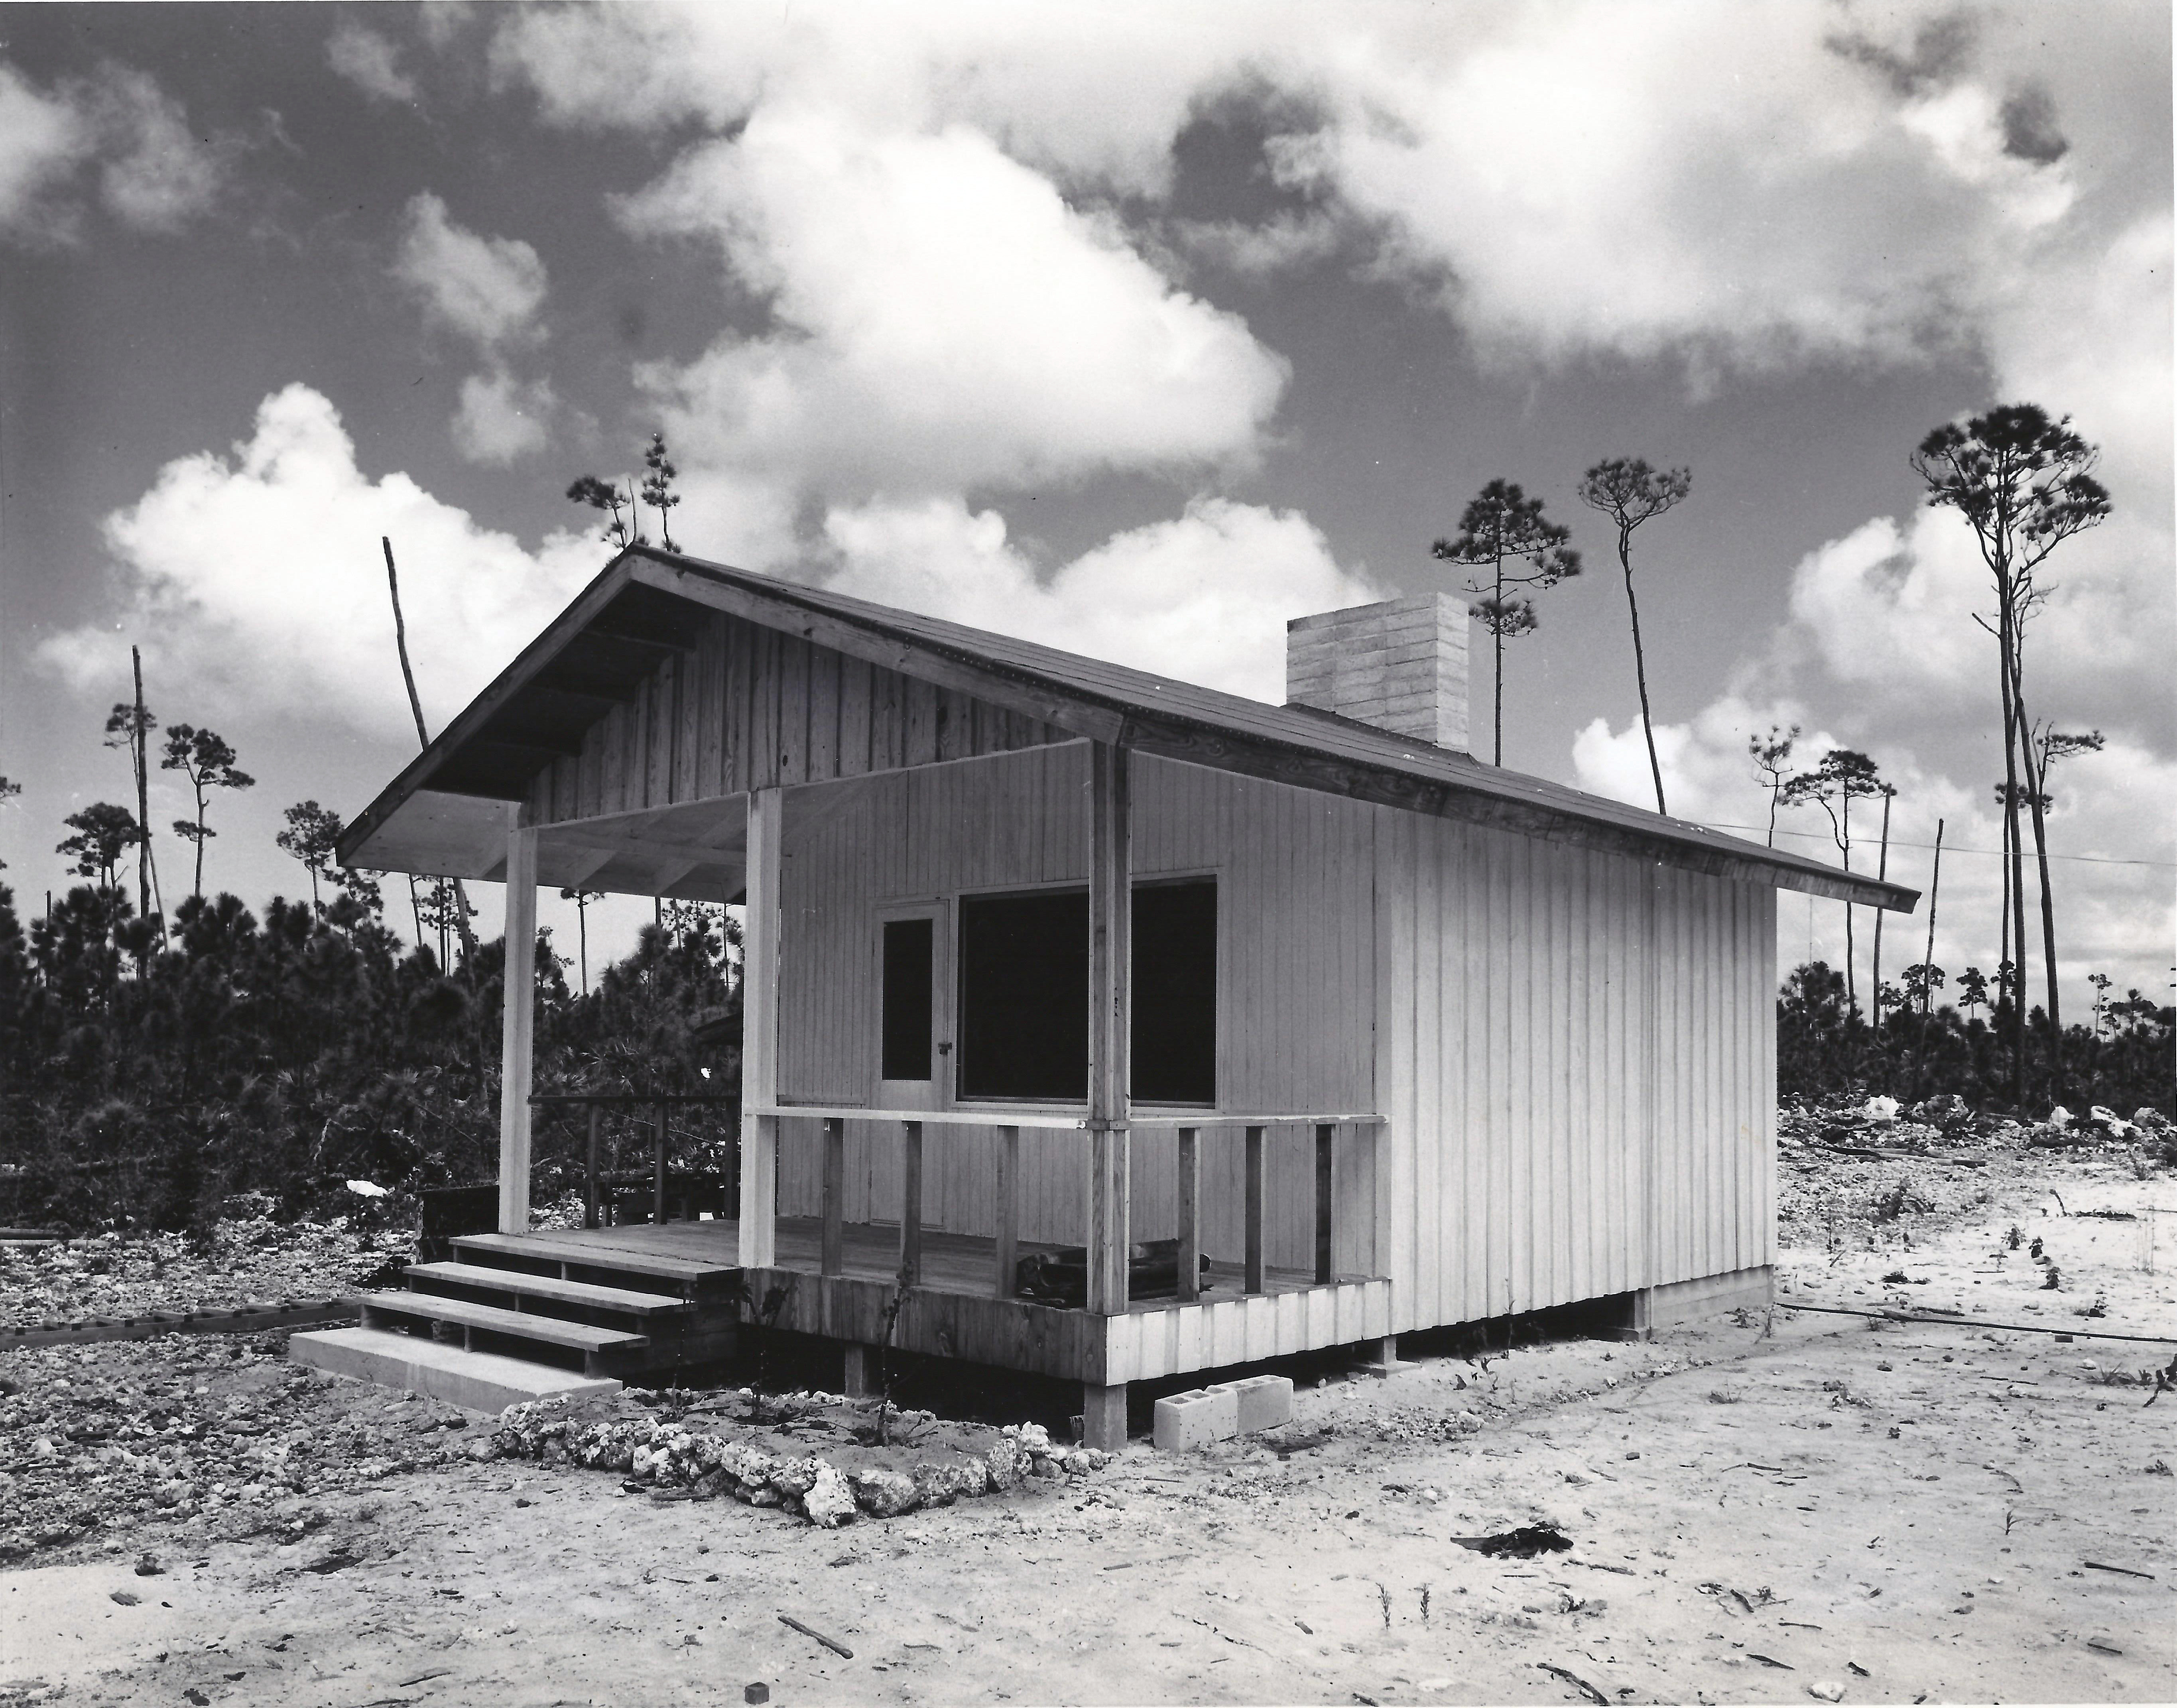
<box><xmin>507</xmin><ymin>1217</ymin><xmax>1354</xmax><ymax>1313</ymax></box>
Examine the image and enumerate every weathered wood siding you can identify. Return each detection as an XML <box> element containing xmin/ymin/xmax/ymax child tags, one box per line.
<box><xmin>1373</xmin><ymin>810</ymin><xmax>1776</xmax><ymax>1334</ymax></box>
<box><xmin>523</xmin><ymin>611</ymin><xmax>1067</xmax><ymax>824</ymax></box>
<box><xmin>773</xmin><ymin>748</ymin><xmax>1379</xmax><ymax>1275</ymax></box>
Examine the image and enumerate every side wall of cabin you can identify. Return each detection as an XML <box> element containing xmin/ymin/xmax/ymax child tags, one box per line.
<box><xmin>1372</xmin><ymin>811</ymin><xmax>1776</xmax><ymax>1335</ymax></box>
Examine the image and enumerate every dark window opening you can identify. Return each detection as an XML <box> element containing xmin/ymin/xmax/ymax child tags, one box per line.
<box><xmin>880</xmin><ymin>917</ymin><xmax>934</xmax><ymax>1081</ymax></box>
<box><xmin>953</xmin><ymin>878</ymin><xmax>1218</xmax><ymax>1105</ymax></box>
<box><xmin>1131</xmin><ymin>879</ymin><xmax>1217</xmax><ymax>1104</ymax></box>
<box><xmin>957</xmin><ymin>889</ymin><xmax>1088</xmax><ymax>1100</ymax></box>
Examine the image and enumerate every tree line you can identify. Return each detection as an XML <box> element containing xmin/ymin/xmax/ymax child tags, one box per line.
<box><xmin>1</xmin><ymin>736</ymin><xmax>740</xmax><ymax>1233</ymax></box>
<box><xmin>1439</xmin><ymin>403</ymin><xmax>2125</xmax><ymax>1107</ymax></box>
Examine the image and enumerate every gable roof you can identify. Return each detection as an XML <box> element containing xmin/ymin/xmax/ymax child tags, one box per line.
<box><xmin>342</xmin><ymin>545</ymin><xmax>1916</xmax><ymax>911</ymax></box>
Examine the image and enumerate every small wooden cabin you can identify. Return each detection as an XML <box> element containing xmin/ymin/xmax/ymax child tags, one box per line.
<box><xmin>334</xmin><ymin>547</ymin><xmax>1913</xmax><ymax>1444</ymax></box>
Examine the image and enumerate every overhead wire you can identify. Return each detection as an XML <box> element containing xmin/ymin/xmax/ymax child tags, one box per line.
<box><xmin>1695</xmin><ymin>820</ymin><xmax>2173</xmax><ymax>870</ymax></box>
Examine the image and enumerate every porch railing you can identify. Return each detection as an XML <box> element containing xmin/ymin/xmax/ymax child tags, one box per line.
<box><xmin>746</xmin><ymin>1105</ymin><xmax>1384</xmax><ymax>1309</ymax></box>
<box><xmin>529</xmin><ymin>1092</ymin><xmax>742</xmax><ymax>1229</ymax></box>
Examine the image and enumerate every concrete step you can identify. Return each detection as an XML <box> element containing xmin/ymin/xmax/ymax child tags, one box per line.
<box><xmin>404</xmin><ymin>1261</ymin><xmax>689</xmax><ymax>1318</ymax></box>
<box><xmin>450</xmin><ymin>1232</ymin><xmax>738</xmax><ymax>1293</ymax></box>
<box><xmin>356</xmin><ymin>1291</ymin><xmax>649</xmax><ymax>1357</ymax></box>
<box><xmin>291</xmin><ymin>1326</ymin><xmax>621</xmax><ymax>1412</ymax></box>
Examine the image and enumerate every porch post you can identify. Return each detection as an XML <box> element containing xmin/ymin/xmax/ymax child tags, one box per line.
<box><xmin>1086</xmin><ymin>740</ymin><xmax>1132</xmax><ymax>1319</ymax></box>
<box><xmin>497</xmin><ymin>810</ymin><xmax>538</xmax><ymax>1236</ymax></box>
<box><xmin>738</xmin><ymin>786</ymin><xmax>783</xmax><ymax>1268</ymax></box>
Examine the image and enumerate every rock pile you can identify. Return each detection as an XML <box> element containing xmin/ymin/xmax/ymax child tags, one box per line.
<box><xmin>1</xmin><ymin>1208</ymin><xmax>398</xmax><ymax>1334</ymax></box>
<box><xmin>0</xmin><ymin>1336</ymin><xmax>486</xmax><ymax>1563</ymax></box>
<box><xmin>480</xmin><ymin>1389</ymin><xmax>1108</xmax><ymax>1527</ymax></box>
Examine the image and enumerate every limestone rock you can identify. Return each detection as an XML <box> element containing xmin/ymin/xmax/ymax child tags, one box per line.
<box><xmin>850</xmin><ymin>1469</ymin><xmax>919</xmax><ymax>1517</ymax></box>
<box><xmin>802</xmin><ymin>1462</ymin><xmax>858</xmax><ymax>1529</ymax></box>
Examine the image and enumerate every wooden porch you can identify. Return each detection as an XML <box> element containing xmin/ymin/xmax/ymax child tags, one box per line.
<box><xmin>459</xmin><ymin>1215</ymin><xmax>1393</xmax><ymax>1387</ymax></box>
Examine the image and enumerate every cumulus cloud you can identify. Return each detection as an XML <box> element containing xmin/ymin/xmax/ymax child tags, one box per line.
<box><xmin>1268</xmin><ymin>1</ymin><xmax>2091</xmax><ymax>379</ymax></box>
<box><xmin>488</xmin><ymin>2</ymin><xmax>1272</xmax><ymax>197</ymax></box>
<box><xmin>823</xmin><ymin>494</ymin><xmax>1374</xmax><ymax>701</ymax></box>
<box><xmin>1571</xmin><ymin>697</ymin><xmax>1842</xmax><ymax>830</ymax></box>
<box><xmin>0</xmin><ymin>61</ymin><xmax>90</xmax><ymax>237</ymax></box>
<box><xmin>40</xmin><ymin>386</ymin><xmax>600</xmax><ymax>739</ymax></box>
<box><xmin>392</xmin><ymin>191</ymin><xmax>548</xmax><ymax>350</ymax></box>
<box><xmin>620</xmin><ymin>106</ymin><xmax>1287</xmax><ymax>499</ymax></box>
<box><xmin>1782</xmin><ymin>503</ymin><xmax>2173</xmax><ymax>742</ymax></box>
<box><xmin>0</xmin><ymin>59</ymin><xmax>225</xmax><ymax>242</ymax></box>
<box><xmin>94</xmin><ymin>65</ymin><xmax>226</xmax><ymax>232</ymax></box>
<box><xmin>327</xmin><ymin>20</ymin><xmax>420</xmax><ymax>105</ymax></box>
<box><xmin>452</xmin><ymin>368</ymin><xmax>555</xmax><ymax>464</ymax></box>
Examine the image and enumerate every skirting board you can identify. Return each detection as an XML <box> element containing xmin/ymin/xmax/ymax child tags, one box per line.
<box><xmin>1645</xmin><ymin>1265</ymin><xmax>1773</xmax><ymax>1330</ymax></box>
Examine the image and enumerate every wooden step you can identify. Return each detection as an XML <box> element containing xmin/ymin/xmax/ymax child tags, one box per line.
<box><xmin>451</xmin><ymin>1232</ymin><xmax>738</xmax><ymax>1289</ymax></box>
<box><xmin>291</xmin><ymin>1327</ymin><xmax>621</xmax><ymax>1411</ymax></box>
<box><xmin>404</xmin><ymin>1261</ymin><xmax>688</xmax><ymax>1317</ymax></box>
<box><xmin>357</xmin><ymin>1290</ymin><xmax>648</xmax><ymax>1356</ymax></box>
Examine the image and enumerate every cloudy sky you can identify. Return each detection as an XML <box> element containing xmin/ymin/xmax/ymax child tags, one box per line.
<box><xmin>1</xmin><ymin>1</ymin><xmax>2169</xmax><ymax>1009</ymax></box>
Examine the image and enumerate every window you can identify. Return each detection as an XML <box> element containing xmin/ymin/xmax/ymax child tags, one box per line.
<box><xmin>953</xmin><ymin>878</ymin><xmax>1217</xmax><ymax>1105</ymax></box>
<box><xmin>957</xmin><ymin>889</ymin><xmax>1088</xmax><ymax>1100</ymax></box>
<box><xmin>1131</xmin><ymin>879</ymin><xmax>1217</xmax><ymax>1104</ymax></box>
<box><xmin>880</xmin><ymin>917</ymin><xmax>934</xmax><ymax>1081</ymax></box>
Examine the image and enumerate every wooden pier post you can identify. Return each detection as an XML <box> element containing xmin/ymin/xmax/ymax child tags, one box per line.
<box><xmin>1081</xmin><ymin>1383</ymin><xmax>1128</xmax><ymax>1454</ymax></box>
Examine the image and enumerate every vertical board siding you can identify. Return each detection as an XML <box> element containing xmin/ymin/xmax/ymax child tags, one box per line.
<box><xmin>518</xmin><ymin>610</ymin><xmax>1777</xmax><ymax>1332</ymax></box>
<box><xmin>524</xmin><ymin>612</ymin><xmax>1069</xmax><ymax>825</ymax></box>
<box><xmin>1376</xmin><ymin>820</ymin><xmax>1771</xmax><ymax>1335</ymax></box>
<box><xmin>773</xmin><ymin>750</ymin><xmax>1378</xmax><ymax>1271</ymax></box>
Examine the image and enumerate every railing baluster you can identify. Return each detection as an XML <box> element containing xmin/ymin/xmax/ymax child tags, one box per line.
<box><xmin>821</xmin><ymin>1117</ymin><xmax>845</xmax><ymax>1277</ymax></box>
<box><xmin>994</xmin><ymin>1125</ymin><xmax>1019</xmax><ymax>1298</ymax></box>
<box><xmin>899</xmin><ymin>1119</ymin><xmax>923</xmax><ymax>1288</ymax></box>
<box><xmin>1177</xmin><ymin>1127</ymin><xmax>1200</xmax><ymax>1302</ymax></box>
<box><xmin>1315</xmin><ymin>1122</ymin><xmax>1335</xmax><ymax>1286</ymax></box>
<box><xmin>1244</xmin><ymin>1124</ymin><xmax>1265</xmax><ymax>1295</ymax></box>
<box><xmin>584</xmin><ymin>1106</ymin><xmax>601</xmax><ymax>1231</ymax></box>
<box><xmin>652</xmin><ymin>1100</ymin><xmax>667</xmax><ymax>1226</ymax></box>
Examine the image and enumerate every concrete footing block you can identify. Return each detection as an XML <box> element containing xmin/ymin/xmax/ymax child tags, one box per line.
<box><xmin>1153</xmin><ymin>1375</ymin><xmax>1296</xmax><ymax>1451</ymax></box>
<box><xmin>1216</xmin><ymin>1374</ymin><xmax>1294</xmax><ymax>1431</ymax></box>
<box><xmin>291</xmin><ymin>1326</ymin><xmax>621</xmax><ymax>1413</ymax></box>
<box><xmin>1152</xmin><ymin>1386</ymin><xmax>1239</xmax><ymax>1452</ymax></box>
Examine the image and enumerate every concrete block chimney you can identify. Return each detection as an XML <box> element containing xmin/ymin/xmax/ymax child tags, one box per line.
<box><xmin>1285</xmin><ymin>592</ymin><xmax>1468</xmax><ymax>752</ymax></box>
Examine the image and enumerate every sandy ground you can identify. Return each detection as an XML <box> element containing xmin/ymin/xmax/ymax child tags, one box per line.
<box><xmin>4</xmin><ymin>1155</ymin><xmax>2172</xmax><ymax>1707</ymax></box>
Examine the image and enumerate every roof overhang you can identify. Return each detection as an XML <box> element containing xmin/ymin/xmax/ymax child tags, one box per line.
<box><xmin>351</xmin><ymin>789</ymin><xmax>749</xmax><ymax>901</ymax></box>
<box><xmin>339</xmin><ymin>547</ymin><xmax>1918</xmax><ymax>914</ymax></box>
